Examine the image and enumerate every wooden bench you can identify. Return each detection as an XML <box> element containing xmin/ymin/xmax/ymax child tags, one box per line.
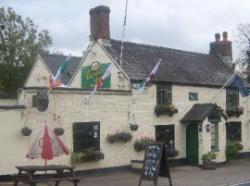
<box><xmin>27</xmin><ymin>176</ymin><xmax>80</xmax><ymax>186</ymax></box>
<box><xmin>14</xmin><ymin>165</ymin><xmax>80</xmax><ymax>186</ymax></box>
<box><xmin>13</xmin><ymin>175</ymin><xmax>80</xmax><ymax>186</ymax></box>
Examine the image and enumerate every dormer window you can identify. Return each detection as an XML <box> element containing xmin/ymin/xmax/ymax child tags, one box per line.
<box><xmin>157</xmin><ymin>84</ymin><xmax>172</xmax><ymax>105</ymax></box>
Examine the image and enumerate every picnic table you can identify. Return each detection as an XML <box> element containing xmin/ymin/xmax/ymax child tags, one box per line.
<box><xmin>14</xmin><ymin>165</ymin><xmax>80</xmax><ymax>186</ymax></box>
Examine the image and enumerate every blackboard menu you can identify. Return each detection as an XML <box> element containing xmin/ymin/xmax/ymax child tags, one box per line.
<box><xmin>138</xmin><ymin>143</ymin><xmax>172</xmax><ymax>186</ymax></box>
<box><xmin>139</xmin><ymin>143</ymin><xmax>163</xmax><ymax>185</ymax></box>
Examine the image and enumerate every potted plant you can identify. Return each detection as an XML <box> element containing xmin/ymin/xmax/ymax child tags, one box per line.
<box><xmin>202</xmin><ymin>152</ymin><xmax>217</xmax><ymax>170</ymax></box>
<box><xmin>154</xmin><ymin>104</ymin><xmax>178</xmax><ymax>117</ymax></box>
<box><xmin>226</xmin><ymin>140</ymin><xmax>243</xmax><ymax>161</ymax></box>
<box><xmin>106</xmin><ymin>132</ymin><xmax>132</xmax><ymax>144</ymax></box>
<box><xmin>21</xmin><ymin>127</ymin><xmax>32</xmax><ymax>136</ymax></box>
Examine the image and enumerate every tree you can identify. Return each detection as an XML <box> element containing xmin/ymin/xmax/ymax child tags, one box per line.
<box><xmin>236</xmin><ymin>24</ymin><xmax>250</xmax><ymax>82</ymax></box>
<box><xmin>0</xmin><ymin>7</ymin><xmax>52</xmax><ymax>96</ymax></box>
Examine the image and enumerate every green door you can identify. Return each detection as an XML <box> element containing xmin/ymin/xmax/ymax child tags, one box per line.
<box><xmin>186</xmin><ymin>123</ymin><xmax>199</xmax><ymax>165</ymax></box>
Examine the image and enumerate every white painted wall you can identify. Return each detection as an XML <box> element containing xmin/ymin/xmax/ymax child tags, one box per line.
<box><xmin>25</xmin><ymin>56</ymin><xmax>51</xmax><ymax>87</ymax></box>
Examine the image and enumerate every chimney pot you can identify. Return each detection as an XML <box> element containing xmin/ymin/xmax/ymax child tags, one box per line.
<box><xmin>215</xmin><ymin>33</ymin><xmax>220</xmax><ymax>42</ymax></box>
<box><xmin>222</xmin><ymin>31</ymin><xmax>228</xmax><ymax>41</ymax></box>
<box><xmin>89</xmin><ymin>5</ymin><xmax>110</xmax><ymax>40</ymax></box>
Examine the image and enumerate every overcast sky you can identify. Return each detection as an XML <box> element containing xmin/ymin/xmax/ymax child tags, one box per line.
<box><xmin>2</xmin><ymin>0</ymin><xmax>250</xmax><ymax>59</ymax></box>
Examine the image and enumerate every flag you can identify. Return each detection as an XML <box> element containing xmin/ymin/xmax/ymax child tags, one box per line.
<box><xmin>139</xmin><ymin>59</ymin><xmax>161</xmax><ymax>93</ymax></box>
<box><xmin>49</xmin><ymin>56</ymin><xmax>71</xmax><ymax>88</ymax></box>
<box><xmin>228</xmin><ymin>74</ymin><xmax>249</xmax><ymax>97</ymax></box>
<box><xmin>90</xmin><ymin>62</ymin><xmax>113</xmax><ymax>96</ymax></box>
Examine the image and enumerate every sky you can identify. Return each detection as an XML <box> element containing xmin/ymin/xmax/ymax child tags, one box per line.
<box><xmin>2</xmin><ymin>0</ymin><xmax>250</xmax><ymax>59</ymax></box>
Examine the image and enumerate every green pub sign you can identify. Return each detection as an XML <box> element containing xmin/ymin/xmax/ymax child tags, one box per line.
<box><xmin>81</xmin><ymin>62</ymin><xmax>111</xmax><ymax>89</ymax></box>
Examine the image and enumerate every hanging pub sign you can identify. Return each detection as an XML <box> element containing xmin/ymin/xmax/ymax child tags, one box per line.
<box><xmin>35</xmin><ymin>90</ymin><xmax>49</xmax><ymax>112</ymax></box>
<box><xmin>138</xmin><ymin>142</ymin><xmax>172</xmax><ymax>186</ymax></box>
<box><xmin>81</xmin><ymin>62</ymin><xmax>111</xmax><ymax>89</ymax></box>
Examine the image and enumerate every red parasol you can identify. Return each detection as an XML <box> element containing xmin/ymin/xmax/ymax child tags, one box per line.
<box><xmin>27</xmin><ymin>125</ymin><xmax>70</xmax><ymax>166</ymax></box>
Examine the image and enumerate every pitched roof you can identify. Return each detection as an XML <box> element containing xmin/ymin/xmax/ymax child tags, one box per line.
<box><xmin>181</xmin><ymin>104</ymin><xmax>216</xmax><ymax>122</ymax></box>
<box><xmin>104</xmin><ymin>39</ymin><xmax>234</xmax><ymax>87</ymax></box>
<box><xmin>41</xmin><ymin>54</ymin><xmax>82</xmax><ymax>85</ymax></box>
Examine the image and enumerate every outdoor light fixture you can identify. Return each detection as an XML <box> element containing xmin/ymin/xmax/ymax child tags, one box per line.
<box><xmin>206</xmin><ymin>124</ymin><xmax>210</xmax><ymax>132</ymax></box>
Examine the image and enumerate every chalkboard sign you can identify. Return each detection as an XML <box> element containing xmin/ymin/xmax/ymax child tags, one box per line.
<box><xmin>138</xmin><ymin>143</ymin><xmax>172</xmax><ymax>186</ymax></box>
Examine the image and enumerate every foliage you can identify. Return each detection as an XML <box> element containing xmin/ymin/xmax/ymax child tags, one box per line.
<box><xmin>106</xmin><ymin>131</ymin><xmax>132</xmax><ymax>144</ymax></box>
<box><xmin>235</xmin><ymin>24</ymin><xmax>250</xmax><ymax>82</ymax></box>
<box><xmin>154</xmin><ymin>104</ymin><xmax>178</xmax><ymax>117</ymax></box>
<box><xmin>71</xmin><ymin>149</ymin><xmax>104</xmax><ymax>165</ymax></box>
<box><xmin>134</xmin><ymin>137</ymin><xmax>156</xmax><ymax>152</ymax></box>
<box><xmin>226</xmin><ymin>107</ymin><xmax>244</xmax><ymax>118</ymax></box>
<box><xmin>226</xmin><ymin>140</ymin><xmax>242</xmax><ymax>161</ymax></box>
<box><xmin>202</xmin><ymin>152</ymin><xmax>217</xmax><ymax>161</ymax></box>
<box><xmin>0</xmin><ymin>7</ymin><xmax>52</xmax><ymax>96</ymax></box>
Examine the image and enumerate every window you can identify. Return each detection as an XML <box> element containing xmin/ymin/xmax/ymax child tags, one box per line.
<box><xmin>226</xmin><ymin>88</ymin><xmax>239</xmax><ymax>110</ymax></box>
<box><xmin>32</xmin><ymin>95</ymin><xmax>37</xmax><ymax>107</ymax></box>
<box><xmin>226</xmin><ymin>122</ymin><xmax>241</xmax><ymax>141</ymax></box>
<box><xmin>157</xmin><ymin>84</ymin><xmax>172</xmax><ymax>105</ymax></box>
<box><xmin>189</xmin><ymin>92</ymin><xmax>198</xmax><ymax>101</ymax></box>
<box><xmin>73</xmin><ymin>122</ymin><xmax>100</xmax><ymax>152</ymax></box>
<box><xmin>155</xmin><ymin>125</ymin><xmax>175</xmax><ymax>148</ymax></box>
<box><xmin>211</xmin><ymin>123</ymin><xmax>219</xmax><ymax>151</ymax></box>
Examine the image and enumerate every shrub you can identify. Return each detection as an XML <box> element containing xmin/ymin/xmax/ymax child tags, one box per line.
<box><xmin>71</xmin><ymin>149</ymin><xmax>104</xmax><ymax>165</ymax></box>
<box><xmin>226</xmin><ymin>140</ymin><xmax>242</xmax><ymax>161</ymax></box>
<box><xmin>106</xmin><ymin>132</ymin><xmax>132</xmax><ymax>144</ymax></box>
<box><xmin>202</xmin><ymin>152</ymin><xmax>217</xmax><ymax>161</ymax></box>
<box><xmin>134</xmin><ymin>137</ymin><xmax>156</xmax><ymax>152</ymax></box>
<box><xmin>154</xmin><ymin>104</ymin><xmax>178</xmax><ymax>117</ymax></box>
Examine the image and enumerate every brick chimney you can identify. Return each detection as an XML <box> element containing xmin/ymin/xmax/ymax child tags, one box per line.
<box><xmin>89</xmin><ymin>5</ymin><xmax>110</xmax><ymax>41</ymax></box>
<box><xmin>209</xmin><ymin>31</ymin><xmax>232</xmax><ymax>64</ymax></box>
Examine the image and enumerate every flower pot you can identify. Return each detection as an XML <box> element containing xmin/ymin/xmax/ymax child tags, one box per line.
<box><xmin>130</xmin><ymin>124</ymin><xmax>138</xmax><ymax>131</ymax></box>
<box><xmin>21</xmin><ymin>127</ymin><xmax>32</xmax><ymax>136</ymax></box>
<box><xmin>202</xmin><ymin>160</ymin><xmax>217</xmax><ymax>170</ymax></box>
<box><xmin>165</xmin><ymin>147</ymin><xmax>177</xmax><ymax>157</ymax></box>
<box><xmin>54</xmin><ymin>127</ymin><xmax>64</xmax><ymax>136</ymax></box>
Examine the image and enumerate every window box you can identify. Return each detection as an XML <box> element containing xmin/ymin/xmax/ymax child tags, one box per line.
<box><xmin>134</xmin><ymin>137</ymin><xmax>156</xmax><ymax>152</ymax></box>
<box><xmin>226</xmin><ymin>107</ymin><xmax>244</xmax><ymax>118</ymax></box>
<box><xmin>154</xmin><ymin>104</ymin><xmax>178</xmax><ymax>117</ymax></box>
<box><xmin>106</xmin><ymin>132</ymin><xmax>132</xmax><ymax>144</ymax></box>
<box><xmin>71</xmin><ymin>149</ymin><xmax>104</xmax><ymax>165</ymax></box>
<box><xmin>165</xmin><ymin>147</ymin><xmax>179</xmax><ymax>157</ymax></box>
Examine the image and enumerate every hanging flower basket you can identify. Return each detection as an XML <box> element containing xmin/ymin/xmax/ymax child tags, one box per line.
<box><xmin>21</xmin><ymin>127</ymin><xmax>32</xmax><ymax>136</ymax></box>
<box><xmin>129</xmin><ymin>123</ymin><xmax>138</xmax><ymax>131</ymax></box>
<box><xmin>106</xmin><ymin>132</ymin><xmax>132</xmax><ymax>144</ymax></box>
<box><xmin>54</xmin><ymin>127</ymin><xmax>65</xmax><ymax>136</ymax></box>
<box><xmin>154</xmin><ymin>104</ymin><xmax>178</xmax><ymax>117</ymax></box>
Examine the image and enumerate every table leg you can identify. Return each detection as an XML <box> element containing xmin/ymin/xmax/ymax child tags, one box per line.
<box><xmin>55</xmin><ymin>180</ymin><xmax>60</xmax><ymax>186</ymax></box>
<box><xmin>14</xmin><ymin>170</ymin><xmax>22</xmax><ymax>186</ymax></box>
